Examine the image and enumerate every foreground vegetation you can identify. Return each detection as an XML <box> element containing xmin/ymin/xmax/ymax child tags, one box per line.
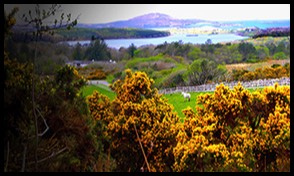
<box><xmin>5</xmin><ymin>57</ymin><xmax>290</xmax><ymax>171</ymax></box>
<box><xmin>87</xmin><ymin>69</ymin><xmax>290</xmax><ymax>171</ymax></box>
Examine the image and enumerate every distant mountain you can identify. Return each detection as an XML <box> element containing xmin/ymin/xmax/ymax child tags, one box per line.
<box><xmin>75</xmin><ymin>12</ymin><xmax>290</xmax><ymax>30</ymax></box>
<box><xmin>77</xmin><ymin>13</ymin><xmax>207</xmax><ymax>28</ymax></box>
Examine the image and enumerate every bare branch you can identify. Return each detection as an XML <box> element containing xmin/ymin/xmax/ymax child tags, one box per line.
<box><xmin>21</xmin><ymin>144</ymin><xmax>27</xmax><ymax>172</ymax></box>
<box><xmin>5</xmin><ymin>141</ymin><xmax>9</xmax><ymax>172</ymax></box>
<box><xmin>36</xmin><ymin>147</ymin><xmax>68</xmax><ymax>164</ymax></box>
<box><xmin>133</xmin><ymin>123</ymin><xmax>150</xmax><ymax>172</ymax></box>
<box><xmin>27</xmin><ymin>147</ymin><xmax>68</xmax><ymax>166</ymax></box>
<box><xmin>20</xmin><ymin>4</ymin><xmax>78</xmax><ymax>37</ymax></box>
<box><xmin>36</xmin><ymin>107</ymin><xmax>49</xmax><ymax>137</ymax></box>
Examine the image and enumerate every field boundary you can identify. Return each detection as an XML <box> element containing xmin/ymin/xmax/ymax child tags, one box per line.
<box><xmin>159</xmin><ymin>77</ymin><xmax>290</xmax><ymax>94</ymax></box>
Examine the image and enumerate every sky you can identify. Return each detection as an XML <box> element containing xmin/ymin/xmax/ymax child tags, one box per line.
<box><xmin>4</xmin><ymin>4</ymin><xmax>290</xmax><ymax>24</ymax></box>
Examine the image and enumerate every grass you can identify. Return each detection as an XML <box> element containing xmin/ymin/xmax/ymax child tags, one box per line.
<box><xmin>125</xmin><ymin>54</ymin><xmax>176</xmax><ymax>68</ymax></box>
<box><xmin>80</xmin><ymin>84</ymin><xmax>116</xmax><ymax>101</ymax></box>
<box><xmin>80</xmin><ymin>83</ymin><xmax>211</xmax><ymax>119</ymax></box>
<box><xmin>106</xmin><ymin>74</ymin><xmax>115</xmax><ymax>84</ymax></box>
<box><xmin>163</xmin><ymin>91</ymin><xmax>213</xmax><ymax>120</ymax></box>
<box><xmin>81</xmin><ymin>84</ymin><xmax>265</xmax><ymax>120</ymax></box>
<box><xmin>123</xmin><ymin>54</ymin><xmax>188</xmax><ymax>88</ymax></box>
<box><xmin>165</xmin><ymin>87</ymin><xmax>264</xmax><ymax>118</ymax></box>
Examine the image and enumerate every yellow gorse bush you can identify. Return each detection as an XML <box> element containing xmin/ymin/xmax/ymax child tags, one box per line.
<box><xmin>87</xmin><ymin>68</ymin><xmax>289</xmax><ymax>172</ymax></box>
<box><xmin>87</xmin><ymin>69</ymin><xmax>181</xmax><ymax>172</ymax></box>
<box><xmin>173</xmin><ymin>82</ymin><xmax>290</xmax><ymax>172</ymax></box>
<box><xmin>231</xmin><ymin>64</ymin><xmax>290</xmax><ymax>81</ymax></box>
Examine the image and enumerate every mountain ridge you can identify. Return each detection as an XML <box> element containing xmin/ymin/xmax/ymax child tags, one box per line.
<box><xmin>76</xmin><ymin>12</ymin><xmax>290</xmax><ymax>30</ymax></box>
<box><xmin>77</xmin><ymin>12</ymin><xmax>207</xmax><ymax>28</ymax></box>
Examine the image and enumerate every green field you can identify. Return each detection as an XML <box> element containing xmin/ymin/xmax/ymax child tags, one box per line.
<box><xmin>163</xmin><ymin>91</ymin><xmax>213</xmax><ymax>119</ymax></box>
<box><xmin>81</xmin><ymin>84</ymin><xmax>264</xmax><ymax>119</ymax></box>
<box><xmin>80</xmin><ymin>84</ymin><xmax>116</xmax><ymax>101</ymax></box>
<box><xmin>163</xmin><ymin>87</ymin><xmax>264</xmax><ymax>119</ymax></box>
<box><xmin>80</xmin><ymin>84</ymin><xmax>204</xmax><ymax>118</ymax></box>
<box><xmin>80</xmin><ymin>84</ymin><xmax>213</xmax><ymax>119</ymax></box>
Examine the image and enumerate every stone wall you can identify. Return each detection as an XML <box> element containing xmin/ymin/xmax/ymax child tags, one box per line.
<box><xmin>159</xmin><ymin>77</ymin><xmax>290</xmax><ymax>94</ymax></box>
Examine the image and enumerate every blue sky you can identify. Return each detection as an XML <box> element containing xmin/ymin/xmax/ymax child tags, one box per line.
<box><xmin>4</xmin><ymin>4</ymin><xmax>290</xmax><ymax>24</ymax></box>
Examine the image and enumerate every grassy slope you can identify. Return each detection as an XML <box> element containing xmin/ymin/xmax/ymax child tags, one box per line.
<box><xmin>124</xmin><ymin>54</ymin><xmax>187</xmax><ymax>88</ymax></box>
<box><xmin>80</xmin><ymin>84</ymin><xmax>116</xmax><ymax>101</ymax></box>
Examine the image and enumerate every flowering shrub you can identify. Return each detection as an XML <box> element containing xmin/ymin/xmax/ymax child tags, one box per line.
<box><xmin>173</xmin><ymin>82</ymin><xmax>290</xmax><ymax>172</ymax></box>
<box><xmin>232</xmin><ymin>64</ymin><xmax>290</xmax><ymax>81</ymax></box>
<box><xmin>87</xmin><ymin>69</ymin><xmax>107</xmax><ymax>80</ymax></box>
<box><xmin>87</xmin><ymin>68</ymin><xmax>290</xmax><ymax>172</ymax></box>
<box><xmin>87</xmin><ymin>69</ymin><xmax>180</xmax><ymax>172</ymax></box>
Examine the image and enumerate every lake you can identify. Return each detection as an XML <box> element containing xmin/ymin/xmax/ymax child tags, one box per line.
<box><xmin>64</xmin><ymin>33</ymin><xmax>248</xmax><ymax>49</ymax></box>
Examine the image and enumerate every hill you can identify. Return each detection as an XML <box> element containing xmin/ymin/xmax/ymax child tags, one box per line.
<box><xmin>76</xmin><ymin>13</ymin><xmax>289</xmax><ymax>31</ymax></box>
<box><xmin>77</xmin><ymin>13</ymin><xmax>206</xmax><ymax>28</ymax></box>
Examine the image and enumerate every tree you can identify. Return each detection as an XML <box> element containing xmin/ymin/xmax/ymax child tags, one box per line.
<box><xmin>160</xmin><ymin>69</ymin><xmax>187</xmax><ymax>88</ymax></box>
<box><xmin>201</xmin><ymin>40</ymin><xmax>215</xmax><ymax>55</ymax></box>
<box><xmin>238</xmin><ymin>42</ymin><xmax>256</xmax><ymax>62</ymax></box>
<box><xmin>275</xmin><ymin>41</ymin><xmax>287</xmax><ymax>54</ymax></box>
<box><xmin>21</xmin><ymin>4</ymin><xmax>78</xmax><ymax>171</ymax></box>
<box><xmin>187</xmin><ymin>47</ymin><xmax>204</xmax><ymax>61</ymax></box>
<box><xmin>4</xmin><ymin>53</ymin><xmax>103</xmax><ymax>171</ymax></box>
<box><xmin>205</xmin><ymin>38</ymin><xmax>212</xmax><ymax>45</ymax></box>
<box><xmin>266</xmin><ymin>43</ymin><xmax>277</xmax><ymax>56</ymax></box>
<box><xmin>3</xmin><ymin>5</ymin><xmax>104</xmax><ymax>172</ymax></box>
<box><xmin>84</xmin><ymin>39</ymin><xmax>111</xmax><ymax>61</ymax></box>
<box><xmin>187</xmin><ymin>58</ymin><xmax>227</xmax><ymax>85</ymax></box>
<box><xmin>4</xmin><ymin>7</ymin><xmax>19</xmax><ymax>41</ymax></box>
<box><xmin>87</xmin><ymin>69</ymin><xmax>181</xmax><ymax>171</ymax></box>
<box><xmin>72</xmin><ymin>42</ymin><xmax>84</xmax><ymax>60</ymax></box>
<box><xmin>273</xmin><ymin>52</ymin><xmax>287</xmax><ymax>60</ymax></box>
<box><xmin>154</xmin><ymin>41</ymin><xmax>168</xmax><ymax>54</ymax></box>
<box><xmin>255</xmin><ymin>45</ymin><xmax>269</xmax><ymax>60</ymax></box>
<box><xmin>21</xmin><ymin>4</ymin><xmax>78</xmax><ymax>37</ymax></box>
<box><xmin>227</xmin><ymin>44</ymin><xmax>243</xmax><ymax>63</ymax></box>
<box><xmin>128</xmin><ymin>43</ymin><xmax>137</xmax><ymax>58</ymax></box>
<box><xmin>133</xmin><ymin>45</ymin><xmax>156</xmax><ymax>58</ymax></box>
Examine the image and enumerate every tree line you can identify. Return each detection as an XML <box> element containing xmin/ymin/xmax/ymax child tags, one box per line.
<box><xmin>252</xmin><ymin>27</ymin><xmax>290</xmax><ymax>39</ymax></box>
<box><xmin>11</xmin><ymin>26</ymin><xmax>171</xmax><ymax>42</ymax></box>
